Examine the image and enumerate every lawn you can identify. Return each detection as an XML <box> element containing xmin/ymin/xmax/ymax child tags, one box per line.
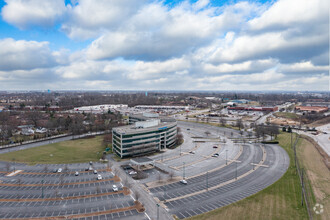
<box><xmin>0</xmin><ymin>136</ymin><xmax>106</xmax><ymax>164</ymax></box>
<box><xmin>297</xmin><ymin>137</ymin><xmax>329</xmax><ymax>220</ymax></box>
<box><xmin>187</xmin><ymin>132</ymin><xmax>309</xmax><ymax>220</ymax></box>
<box><xmin>274</xmin><ymin>112</ymin><xmax>300</xmax><ymax>120</ymax></box>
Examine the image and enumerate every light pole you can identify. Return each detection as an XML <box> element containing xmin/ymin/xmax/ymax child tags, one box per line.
<box><xmin>180</xmin><ymin>144</ymin><xmax>182</xmax><ymax>156</ymax></box>
<box><xmin>183</xmin><ymin>162</ymin><xmax>185</xmax><ymax>179</ymax></box>
<box><xmin>206</xmin><ymin>171</ymin><xmax>208</xmax><ymax>191</ymax></box>
<box><xmin>156</xmin><ymin>203</ymin><xmax>160</xmax><ymax>220</ymax></box>
<box><xmin>41</xmin><ymin>179</ymin><xmax>44</xmax><ymax>198</ymax></box>
<box><xmin>226</xmin><ymin>150</ymin><xmax>228</xmax><ymax>165</ymax></box>
<box><xmin>235</xmin><ymin>161</ymin><xmax>237</xmax><ymax>180</ymax></box>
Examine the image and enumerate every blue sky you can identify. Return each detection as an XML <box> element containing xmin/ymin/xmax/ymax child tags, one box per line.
<box><xmin>0</xmin><ymin>0</ymin><xmax>328</xmax><ymax>91</ymax></box>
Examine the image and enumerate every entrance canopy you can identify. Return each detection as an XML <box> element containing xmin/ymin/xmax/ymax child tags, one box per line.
<box><xmin>130</xmin><ymin>157</ymin><xmax>155</xmax><ymax>170</ymax></box>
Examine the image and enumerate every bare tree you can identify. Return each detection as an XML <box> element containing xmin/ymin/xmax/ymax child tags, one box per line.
<box><xmin>168</xmin><ymin>171</ymin><xmax>175</xmax><ymax>181</ymax></box>
<box><xmin>5</xmin><ymin>162</ymin><xmax>10</xmax><ymax>172</ymax></box>
<box><xmin>157</xmin><ymin>172</ymin><xmax>163</xmax><ymax>183</ymax></box>
<box><xmin>96</xmin><ymin>186</ymin><xmax>101</xmax><ymax>194</ymax></box>
<box><xmin>59</xmin><ymin>176</ymin><xmax>64</xmax><ymax>186</ymax></box>
<box><xmin>64</xmin><ymin>164</ymin><xmax>69</xmax><ymax>172</ymax></box>
<box><xmin>114</xmin><ymin>168</ymin><xmax>120</xmax><ymax>177</ymax></box>
<box><xmin>134</xmin><ymin>191</ymin><xmax>140</xmax><ymax>201</ymax></box>
<box><xmin>107</xmin><ymin>161</ymin><xmax>113</xmax><ymax>170</ymax></box>
<box><xmin>54</xmin><ymin>189</ymin><xmax>59</xmax><ymax>198</ymax></box>
<box><xmin>43</xmin><ymin>165</ymin><xmax>48</xmax><ymax>173</ymax></box>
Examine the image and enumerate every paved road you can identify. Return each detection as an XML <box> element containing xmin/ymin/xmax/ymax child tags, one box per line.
<box><xmin>296</xmin><ymin>124</ymin><xmax>330</xmax><ymax>156</ymax></box>
<box><xmin>146</xmin><ymin>121</ymin><xmax>289</xmax><ymax>219</ymax></box>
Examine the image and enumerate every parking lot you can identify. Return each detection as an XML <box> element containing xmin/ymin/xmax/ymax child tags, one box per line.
<box><xmin>140</xmin><ymin>121</ymin><xmax>289</xmax><ymax>219</ymax></box>
<box><xmin>0</xmin><ymin>161</ymin><xmax>147</xmax><ymax>219</ymax></box>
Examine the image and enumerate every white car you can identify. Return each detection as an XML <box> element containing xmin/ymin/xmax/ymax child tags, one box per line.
<box><xmin>189</xmin><ymin>151</ymin><xmax>196</xmax><ymax>154</ymax></box>
<box><xmin>112</xmin><ymin>185</ymin><xmax>118</xmax><ymax>192</ymax></box>
<box><xmin>180</xmin><ymin>179</ymin><xmax>187</xmax><ymax>184</ymax></box>
<box><xmin>57</xmin><ymin>168</ymin><xmax>62</xmax><ymax>173</ymax></box>
<box><xmin>129</xmin><ymin>171</ymin><xmax>137</xmax><ymax>175</ymax></box>
<box><xmin>97</xmin><ymin>174</ymin><xmax>102</xmax><ymax>180</ymax></box>
<box><xmin>74</xmin><ymin>171</ymin><xmax>79</xmax><ymax>176</ymax></box>
<box><xmin>93</xmin><ymin>170</ymin><xmax>98</xmax><ymax>174</ymax></box>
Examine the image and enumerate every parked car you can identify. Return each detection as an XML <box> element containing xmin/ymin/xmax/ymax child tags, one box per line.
<box><xmin>89</xmin><ymin>161</ymin><xmax>93</xmax><ymax>165</ymax></box>
<box><xmin>112</xmin><ymin>185</ymin><xmax>118</xmax><ymax>192</ymax></box>
<box><xmin>53</xmin><ymin>169</ymin><xmax>58</xmax><ymax>173</ymax></box>
<box><xmin>57</xmin><ymin>168</ymin><xmax>62</xmax><ymax>173</ymax></box>
<box><xmin>212</xmin><ymin>153</ymin><xmax>219</xmax><ymax>157</ymax></box>
<box><xmin>213</xmin><ymin>146</ymin><xmax>218</xmax><ymax>148</ymax></box>
<box><xmin>189</xmin><ymin>151</ymin><xmax>196</xmax><ymax>154</ymax></box>
<box><xmin>187</xmin><ymin>128</ymin><xmax>190</xmax><ymax>130</ymax></box>
<box><xmin>93</xmin><ymin>170</ymin><xmax>98</xmax><ymax>174</ymax></box>
<box><xmin>88</xmin><ymin>166</ymin><xmax>93</xmax><ymax>171</ymax></box>
<box><xmin>180</xmin><ymin>179</ymin><xmax>187</xmax><ymax>185</ymax></box>
<box><xmin>129</xmin><ymin>171</ymin><xmax>137</xmax><ymax>175</ymax></box>
<box><xmin>74</xmin><ymin>171</ymin><xmax>79</xmax><ymax>176</ymax></box>
<box><xmin>97</xmin><ymin>174</ymin><xmax>102</xmax><ymax>180</ymax></box>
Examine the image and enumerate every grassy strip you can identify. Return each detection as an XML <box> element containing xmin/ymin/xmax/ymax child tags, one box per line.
<box><xmin>274</xmin><ymin>112</ymin><xmax>300</xmax><ymax>120</ymax></box>
<box><xmin>187</xmin><ymin>132</ymin><xmax>309</xmax><ymax>220</ymax></box>
<box><xmin>0</xmin><ymin>136</ymin><xmax>106</xmax><ymax>165</ymax></box>
<box><xmin>179</xmin><ymin>120</ymin><xmax>240</xmax><ymax>130</ymax></box>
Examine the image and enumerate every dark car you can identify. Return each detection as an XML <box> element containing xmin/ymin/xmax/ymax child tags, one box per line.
<box><xmin>213</xmin><ymin>146</ymin><xmax>218</xmax><ymax>148</ymax></box>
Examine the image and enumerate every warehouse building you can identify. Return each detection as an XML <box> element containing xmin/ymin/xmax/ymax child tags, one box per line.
<box><xmin>112</xmin><ymin>115</ymin><xmax>177</xmax><ymax>158</ymax></box>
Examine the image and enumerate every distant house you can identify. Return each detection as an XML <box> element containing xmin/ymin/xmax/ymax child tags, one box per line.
<box><xmin>21</xmin><ymin>128</ymin><xmax>34</xmax><ymax>136</ymax></box>
<box><xmin>35</xmin><ymin>128</ymin><xmax>47</xmax><ymax>134</ymax></box>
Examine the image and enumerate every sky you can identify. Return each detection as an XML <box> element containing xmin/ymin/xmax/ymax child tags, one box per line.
<box><xmin>0</xmin><ymin>0</ymin><xmax>329</xmax><ymax>91</ymax></box>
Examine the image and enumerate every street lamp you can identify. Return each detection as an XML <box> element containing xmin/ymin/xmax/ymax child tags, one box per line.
<box><xmin>156</xmin><ymin>203</ymin><xmax>160</xmax><ymax>220</ymax></box>
<box><xmin>206</xmin><ymin>171</ymin><xmax>208</xmax><ymax>191</ymax></box>
<box><xmin>235</xmin><ymin>161</ymin><xmax>237</xmax><ymax>180</ymax></box>
<box><xmin>183</xmin><ymin>162</ymin><xmax>185</xmax><ymax>179</ymax></box>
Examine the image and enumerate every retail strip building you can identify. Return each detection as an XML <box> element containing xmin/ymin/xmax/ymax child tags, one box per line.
<box><xmin>112</xmin><ymin>113</ymin><xmax>177</xmax><ymax>158</ymax></box>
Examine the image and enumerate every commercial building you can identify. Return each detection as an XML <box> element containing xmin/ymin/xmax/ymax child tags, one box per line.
<box><xmin>227</xmin><ymin>106</ymin><xmax>278</xmax><ymax>111</ymax></box>
<box><xmin>134</xmin><ymin>105</ymin><xmax>190</xmax><ymax>110</ymax></box>
<box><xmin>295</xmin><ymin>106</ymin><xmax>328</xmax><ymax>113</ymax></box>
<box><xmin>112</xmin><ymin>114</ymin><xmax>177</xmax><ymax>158</ymax></box>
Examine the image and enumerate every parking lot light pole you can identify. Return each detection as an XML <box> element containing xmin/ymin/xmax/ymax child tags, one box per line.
<box><xmin>206</xmin><ymin>171</ymin><xmax>208</xmax><ymax>191</ymax></box>
<box><xmin>156</xmin><ymin>203</ymin><xmax>160</xmax><ymax>220</ymax></box>
<box><xmin>41</xmin><ymin>179</ymin><xmax>44</xmax><ymax>198</ymax></box>
<box><xmin>183</xmin><ymin>162</ymin><xmax>185</xmax><ymax>179</ymax></box>
<box><xmin>235</xmin><ymin>161</ymin><xmax>237</xmax><ymax>180</ymax></box>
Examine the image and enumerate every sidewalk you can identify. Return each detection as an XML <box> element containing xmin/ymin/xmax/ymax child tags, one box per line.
<box><xmin>109</xmin><ymin>155</ymin><xmax>173</xmax><ymax>220</ymax></box>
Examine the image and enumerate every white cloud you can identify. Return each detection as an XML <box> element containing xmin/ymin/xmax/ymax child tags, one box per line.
<box><xmin>0</xmin><ymin>38</ymin><xmax>58</xmax><ymax>71</ymax></box>
<box><xmin>249</xmin><ymin>0</ymin><xmax>329</xmax><ymax>31</ymax></box>
<box><xmin>278</xmin><ymin>61</ymin><xmax>328</xmax><ymax>73</ymax></box>
<box><xmin>202</xmin><ymin>59</ymin><xmax>276</xmax><ymax>74</ymax></box>
<box><xmin>61</xmin><ymin>0</ymin><xmax>146</xmax><ymax>40</ymax></box>
<box><xmin>1</xmin><ymin>0</ymin><xmax>67</xmax><ymax>29</ymax></box>
<box><xmin>0</xmin><ymin>0</ymin><xmax>328</xmax><ymax>91</ymax></box>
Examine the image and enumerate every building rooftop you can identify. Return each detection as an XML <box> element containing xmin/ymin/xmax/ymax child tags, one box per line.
<box><xmin>113</xmin><ymin>120</ymin><xmax>176</xmax><ymax>135</ymax></box>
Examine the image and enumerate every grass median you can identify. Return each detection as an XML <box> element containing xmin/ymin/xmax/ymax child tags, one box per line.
<box><xmin>0</xmin><ymin>135</ymin><xmax>106</xmax><ymax>165</ymax></box>
<box><xmin>187</xmin><ymin>132</ymin><xmax>309</xmax><ymax>220</ymax></box>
